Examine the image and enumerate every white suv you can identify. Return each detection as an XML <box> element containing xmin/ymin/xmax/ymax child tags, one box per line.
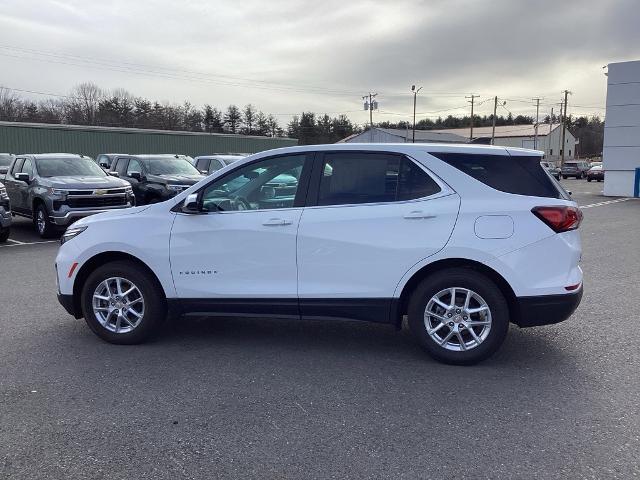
<box><xmin>55</xmin><ymin>144</ymin><xmax>583</xmax><ymax>364</ymax></box>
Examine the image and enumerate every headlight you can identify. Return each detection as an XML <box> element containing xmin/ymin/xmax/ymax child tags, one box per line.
<box><xmin>167</xmin><ymin>184</ymin><xmax>185</xmax><ymax>192</ymax></box>
<box><xmin>47</xmin><ymin>187</ymin><xmax>68</xmax><ymax>195</ymax></box>
<box><xmin>61</xmin><ymin>224</ymin><xmax>88</xmax><ymax>245</ymax></box>
<box><xmin>0</xmin><ymin>186</ymin><xmax>6</xmax><ymax>197</ymax></box>
<box><xmin>124</xmin><ymin>185</ymin><xmax>133</xmax><ymax>193</ymax></box>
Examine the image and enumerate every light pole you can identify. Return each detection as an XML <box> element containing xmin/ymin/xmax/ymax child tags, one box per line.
<box><xmin>411</xmin><ymin>85</ymin><xmax>422</xmax><ymax>143</ymax></box>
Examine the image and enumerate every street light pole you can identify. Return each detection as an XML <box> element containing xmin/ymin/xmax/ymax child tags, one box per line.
<box><xmin>411</xmin><ymin>85</ymin><xmax>422</xmax><ymax>143</ymax></box>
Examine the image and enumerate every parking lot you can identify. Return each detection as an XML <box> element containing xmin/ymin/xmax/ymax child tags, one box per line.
<box><xmin>1</xmin><ymin>178</ymin><xmax>639</xmax><ymax>478</ymax></box>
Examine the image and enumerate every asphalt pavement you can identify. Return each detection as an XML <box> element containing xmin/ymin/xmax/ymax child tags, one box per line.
<box><xmin>1</xmin><ymin>178</ymin><xmax>639</xmax><ymax>479</ymax></box>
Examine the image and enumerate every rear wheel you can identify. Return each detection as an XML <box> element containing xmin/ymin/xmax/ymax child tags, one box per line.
<box><xmin>408</xmin><ymin>268</ymin><xmax>509</xmax><ymax>365</ymax></box>
<box><xmin>0</xmin><ymin>227</ymin><xmax>9</xmax><ymax>242</ymax></box>
<box><xmin>81</xmin><ymin>260</ymin><xmax>166</xmax><ymax>344</ymax></box>
<box><xmin>34</xmin><ymin>203</ymin><xmax>56</xmax><ymax>238</ymax></box>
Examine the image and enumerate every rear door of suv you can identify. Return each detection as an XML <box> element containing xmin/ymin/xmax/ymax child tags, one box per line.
<box><xmin>296</xmin><ymin>151</ymin><xmax>460</xmax><ymax>321</ymax></box>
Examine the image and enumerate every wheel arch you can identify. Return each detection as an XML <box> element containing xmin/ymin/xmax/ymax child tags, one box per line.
<box><xmin>392</xmin><ymin>258</ymin><xmax>518</xmax><ymax>328</ymax></box>
<box><xmin>32</xmin><ymin>196</ymin><xmax>46</xmax><ymax>213</ymax></box>
<box><xmin>71</xmin><ymin>251</ymin><xmax>167</xmax><ymax>318</ymax></box>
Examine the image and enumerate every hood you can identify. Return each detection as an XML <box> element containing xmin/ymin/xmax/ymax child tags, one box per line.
<box><xmin>44</xmin><ymin>176</ymin><xmax>129</xmax><ymax>189</ymax></box>
<box><xmin>147</xmin><ymin>174</ymin><xmax>205</xmax><ymax>185</ymax></box>
<box><xmin>74</xmin><ymin>204</ymin><xmax>152</xmax><ymax>226</ymax></box>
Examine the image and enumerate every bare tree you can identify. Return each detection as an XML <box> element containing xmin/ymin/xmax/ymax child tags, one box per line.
<box><xmin>69</xmin><ymin>82</ymin><xmax>103</xmax><ymax>125</ymax></box>
<box><xmin>0</xmin><ymin>87</ymin><xmax>21</xmax><ymax>121</ymax></box>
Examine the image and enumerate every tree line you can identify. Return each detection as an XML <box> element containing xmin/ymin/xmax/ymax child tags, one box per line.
<box><xmin>0</xmin><ymin>82</ymin><xmax>604</xmax><ymax>156</ymax></box>
<box><xmin>0</xmin><ymin>83</ymin><xmax>285</xmax><ymax>136</ymax></box>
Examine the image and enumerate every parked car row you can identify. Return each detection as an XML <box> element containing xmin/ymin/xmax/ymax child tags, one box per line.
<box><xmin>0</xmin><ymin>152</ymin><xmax>247</xmax><ymax>239</ymax></box>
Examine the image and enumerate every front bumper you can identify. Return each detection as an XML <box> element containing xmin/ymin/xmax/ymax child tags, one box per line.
<box><xmin>513</xmin><ymin>287</ymin><xmax>583</xmax><ymax>328</ymax></box>
<box><xmin>57</xmin><ymin>293</ymin><xmax>81</xmax><ymax>318</ymax></box>
<box><xmin>50</xmin><ymin>206</ymin><xmax>131</xmax><ymax>226</ymax></box>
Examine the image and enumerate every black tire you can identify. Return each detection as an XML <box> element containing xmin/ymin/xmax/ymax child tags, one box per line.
<box><xmin>33</xmin><ymin>203</ymin><xmax>57</xmax><ymax>238</ymax></box>
<box><xmin>407</xmin><ymin>268</ymin><xmax>509</xmax><ymax>365</ymax></box>
<box><xmin>0</xmin><ymin>227</ymin><xmax>9</xmax><ymax>243</ymax></box>
<box><xmin>587</xmin><ymin>178</ymin><xmax>592</xmax><ymax>182</ymax></box>
<box><xmin>562</xmin><ymin>175</ymin><xmax>567</xmax><ymax>179</ymax></box>
<box><xmin>80</xmin><ymin>260</ymin><xmax>167</xmax><ymax>344</ymax></box>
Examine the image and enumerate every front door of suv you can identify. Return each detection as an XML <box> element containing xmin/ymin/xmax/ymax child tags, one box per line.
<box><xmin>297</xmin><ymin>151</ymin><xmax>460</xmax><ymax>321</ymax></box>
<box><xmin>170</xmin><ymin>153</ymin><xmax>312</xmax><ymax>309</ymax></box>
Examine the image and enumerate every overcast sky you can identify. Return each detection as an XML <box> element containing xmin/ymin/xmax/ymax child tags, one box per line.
<box><xmin>0</xmin><ymin>0</ymin><xmax>638</xmax><ymax>127</ymax></box>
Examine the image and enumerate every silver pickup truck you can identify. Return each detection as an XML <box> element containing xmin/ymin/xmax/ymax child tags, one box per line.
<box><xmin>3</xmin><ymin>154</ymin><xmax>135</xmax><ymax>238</ymax></box>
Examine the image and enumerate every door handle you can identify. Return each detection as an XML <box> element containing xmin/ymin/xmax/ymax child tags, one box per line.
<box><xmin>262</xmin><ymin>218</ymin><xmax>293</xmax><ymax>226</ymax></box>
<box><xmin>403</xmin><ymin>210</ymin><xmax>436</xmax><ymax>220</ymax></box>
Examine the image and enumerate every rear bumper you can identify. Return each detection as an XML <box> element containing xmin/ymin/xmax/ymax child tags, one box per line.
<box><xmin>513</xmin><ymin>287</ymin><xmax>583</xmax><ymax>327</ymax></box>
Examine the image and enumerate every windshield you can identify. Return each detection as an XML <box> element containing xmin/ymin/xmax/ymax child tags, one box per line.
<box><xmin>35</xmin><ymin>157</ymin><xmax>107</xmax><ymax>177</ymax></box>
<box><xmin>0</xmin><ymin>155</ymin><xmax>13</xmax><ymax>167</ymax></box>
<box><xmin>142</xmin><ymin>158</ymin><xmax>201</xmax><ymax>176</ymax></box>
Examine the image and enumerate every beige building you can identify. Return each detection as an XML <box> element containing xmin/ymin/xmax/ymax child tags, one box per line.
<box><xmin>429</xmin><ymin>124</ymin><xmax>576</xmax><ymax>165</ymax></box>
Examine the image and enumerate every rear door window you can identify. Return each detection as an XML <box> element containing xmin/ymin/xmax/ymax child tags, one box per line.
<box><xmin>317</xmin><ymin>152</ymin><xmax>440</xmax><ymax>206</ymax></box>
<box><xmin>431</xmin><ymin>152</ymin><xmax>565</xmax><ymax>199</ymax></box>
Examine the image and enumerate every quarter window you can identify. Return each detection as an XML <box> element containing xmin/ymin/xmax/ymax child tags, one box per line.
<box><xmin>200</xmin><ymin>154</ymin><xmax>307</xmax><ymax>212</ymax></box>
<box><xmin>318</xmin><ymin>153</ymin><xmax>440</xmax><ymax>206</ymax></box>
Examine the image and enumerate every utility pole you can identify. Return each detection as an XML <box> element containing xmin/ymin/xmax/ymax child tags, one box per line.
<box><xmin>532</xmin><ymin>98</ymin><xmax>541</xmax><ymax>150</ymax></box>
<box><xmin>549</xmin><ymin>106</ymin><xmax>554</xmax><ymax>161</ymax></box>
<box><xmin>411</xmin><ymin>85</ymin><xmax>422</xmax><ymax>143</ymax></box>
<box><xmin>558</xmin><ymin>101</ymin><xmax>564</xmax><ymax>163</ymax></box>
<box><xmin>491</xmin><ymin>96</ymin><xmax>498</xmax><ymax>145</ymax></box>
<box><xmin>491</xmin><ymin>97</ymin><xmax>505</xmax><ymax>145</ymax></box>
<box><xmin>362</xmin><ymin>92</ymin><xmax>378</xmax><ymax>141</ymax></box>
<box><xmin>560</xmin><ymin>90</ymin><xmax>571</xmax><ymax>166</ymax></box>
<box><xmin>466</xmin><ymin>94</ymin><xmax>479</xmax><ymax>140</ymax></box>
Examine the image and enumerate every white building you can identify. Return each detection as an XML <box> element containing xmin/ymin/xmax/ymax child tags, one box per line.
<box><xmin>428</xmin><ymin>125</ymin><xmax>576</xmax><ymax>165</ymax></box>
<box><xmin>603</xmin><ymin>60</ymin><xmax>640</xmax><ymax>197</ymax></box>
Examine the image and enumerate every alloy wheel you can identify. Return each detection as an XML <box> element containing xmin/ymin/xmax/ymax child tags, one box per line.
<box><xmin>36</xmin><ymin>209</ymin><xmax>46</xmax><ymax>235</ymax></box>
<box><xmin>424</xmin><ymin>287</ymin><xmax>492</xmax><ymax>352</ymax></box>
<box><xmin>92</xmin><ymin>277</ymin><xmax>145</xmax><ymax>333</ymax></box>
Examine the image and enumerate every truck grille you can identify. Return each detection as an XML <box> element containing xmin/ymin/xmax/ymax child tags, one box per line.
<box><xmin>65</xmin><ymin>195</ymin><xmax>128</xmax><ymax>208</ymax></box>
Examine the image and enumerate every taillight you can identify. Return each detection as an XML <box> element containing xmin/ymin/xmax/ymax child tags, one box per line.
<box><xmin>532</xmin><ymin>206</ymin><xmax>583</xmax><ymax>233</ymax></box>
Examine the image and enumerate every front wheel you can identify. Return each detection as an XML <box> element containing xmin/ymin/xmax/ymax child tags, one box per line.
<box><xmin>0</xmin><ymin>227</ymin><xmax>9</xmax><ymax>242</ymax></box>
<box><xmin>587</xmin><ymin>178</ymin><xmax>592</xmax><ymax>182</ymax></box>
<box><xmin>408</xmin><ymin>268</ymin><xmax>509</xmax><ymax>365</ymax></box>
<box><xmin>563</xmin><ymin>175</ymin><xmax>568</xmax><ymax>179</ymax></box>
<box><xmin>81</xmin><ymin>260</ymin><xmax>167</xmax><ymax>344</ymax></box>
<box><xmin>34</xmin><ymin>203</ymin><xmax>56</xmax><ymax>238</ymax></box>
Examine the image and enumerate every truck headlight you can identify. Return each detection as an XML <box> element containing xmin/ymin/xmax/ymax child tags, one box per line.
<box><xmin>47</xmin><ymin>187</ymin><xmax>68</xmax><ymax>196</ymax></box>
<box><xmin>61</xmin><ymin>224</ymin><xmax>88</xmax><ymax>245</ymax></box>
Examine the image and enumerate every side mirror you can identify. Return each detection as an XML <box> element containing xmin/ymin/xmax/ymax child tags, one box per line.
<box><xmin>129</xmin><ymin>171</ymin><xmax>143</xmax><ymax>181</ymax></box>
<box><xmin>0</xmin><ymin>166</ymin><xmax>8</xmax><ymax>175</ymax></box>
<box><xmin>15</xmin><ymin>172</ymin><xmax>30</xmax><ymax>183</ymax></box>
<box><xmin>181</xmin><ymin>193</ymin><xmax>201</xmax><ymax>213</ymax></box>
<box><xmin>108</xmin><ymin>171</ymin><xmax>119</xmax><ymax>177</ymax></box>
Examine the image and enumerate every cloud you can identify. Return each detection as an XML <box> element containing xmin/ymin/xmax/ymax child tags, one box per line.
<box><xmin>0</xmin><ymin>0</ymin><xmax>636</xmax><ymax>126</ymax></box>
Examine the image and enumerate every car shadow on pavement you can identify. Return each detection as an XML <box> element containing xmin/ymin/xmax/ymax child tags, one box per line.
<box><xmin>148</xmin><ymin>314</ymin><xmax>580</xmax><ymax>371</ymax></box>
